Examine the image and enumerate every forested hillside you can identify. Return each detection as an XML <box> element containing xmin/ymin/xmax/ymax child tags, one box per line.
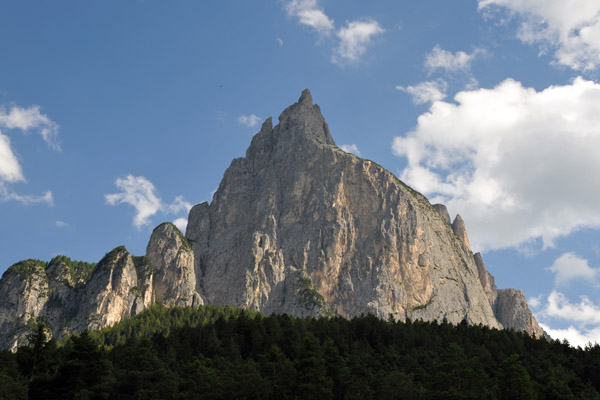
<box><xmin>1</xmin><ymin>305</ymin><xmax>599</xmax><ymax>399</ymax></box>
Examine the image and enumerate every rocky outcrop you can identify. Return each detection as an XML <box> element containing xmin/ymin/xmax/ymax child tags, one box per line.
<box><xmin>146</xmin><ymin>223</ymin><xmax>203</xmax><ymax>307</ymax></box>
<box><xmin>495</xmin><ymin>289</ymin><xmax>547</xmax><ymax>339</ymax></box>
<box><xmin>473</xmin><ymin>252</ymin><xmax>547</xmax><ymax>338</ymax></box>
<box><xmin>186</xmin><ymin>89</ymin><xmax>501</xmax><ymax>327</ymax></box>
<box><xmin>433</xmin><ymin>204</ymin><xmax>451</xmax><ymax>225</ymax></box>
<box><xmin>451</xmin><ymin>214</ymin><xmax>471</xmax><ymax>252</ymax></box>
<box><xmin>0</xmin><ymin>224</ymin><xmax>199</xmax><ymax>350</ymax></box>
<box><xmin>0</xmin><ymin>89</ymin><xmax>548</xmax><ymax>348</ymax></box>
<box><xmin>474</xmin><ymin>252</ymin><xmax>497</xmax><ymax>306</ymax></box>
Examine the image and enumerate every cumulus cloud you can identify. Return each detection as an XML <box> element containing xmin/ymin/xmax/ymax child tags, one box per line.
<box><xmin>541</xmin><ymin>324</ymin><xmax>600</xmax><ymax>348</ymax></box>
<box><xmin>396</xmin><ymin>80</ymin><xmax>448</xmax><ymax>105</ymax></box>
<box><xmin>284</xmin><ymin>0</ymin><xmax>334</xmax><ymax>34</ymax></box>
<box><xmin>425</xmin><ymin>45</ymin><xmax>482</xmax><ymax>73</ymax></box>
<box><xmin>105</xmin><ymin>175</ymin><xmax>194</xmax><ymax>229</ymax></box>
<box><xmin>332</xmin><ymin>20</ymin><xmax>384</xmax><ymax>65</ymax></box>
<box><xmin>479</xmin><ymin>0</ymin><xmax>600</xmax><ymax>71</ymax></box>
<box><xmin>0</xmin><ymin>105</ymin><xmax>60</xmax><ymax>150</ymax></box>
<box><xmin>238</xmin><ymin>114</ymin><xmax>262</xmax><ymax>128</ymax></box>
<box><xmin>340</xmin><ymin>144</ymin><xmax>361</xmax><ymax>156</ymax></box>
<box><xmin>392</xmin><ymin>77</ymin><xmax>600</xmax><ymax>251</ymax></box>
<box><xmin>536</xmin><ymin>291</ymin><xmax>600</xmax><ymax>347</ymax></box>
<box><xmin>547</xmin><ymin>253</ymin><xmax>598</xmax><ymax>286</ymax></box>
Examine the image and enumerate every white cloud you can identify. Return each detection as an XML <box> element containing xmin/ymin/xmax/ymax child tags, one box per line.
<box><xmin>0</xmin><ymin>132</ymin><xmax>24</xmax><ymax>183</ymax></box>
<box><xmin>396</xmin><ymin>80</ymin><xmax>448</xmax><ymax>105</ymax></box>
<box><xmin>105</xmin><ymin>175</ymin><xmax>163</xmax><ymax>228</ymax></box>
<box><xmin>0</xmin><ymin>104</ymin><xmax>59</xmax><ymax>205</ymax></box>
<box><xmin>392</xmin><ymin>77</ymin><xmax>600</xmax><ymax>251</ymax></box>
<box><xmin>541</xmin><ymin>324</ymin><xmax>600</xmax><ymax>348</ymax></box>
<box><xmin>55</xmin><ymin>220</ymin><xmax>70</xmax><ymax>228</ymax></box>
<box><xmin>544</xmin><ymin>291</ymin><xmax>600</xmax><ymax>326</ymax></box>
<box><xmin>0</xmin><ymin>184</ymin><xmax>53</xmax><ymax>205</ymax></box>
<box><xmin>276</xmin><ymin>37</ymin><xmax>284</xmax><ymax>46</ymax></box>
<box><xmin>173</xmin><ymin>217</ymin><xmax>188</xmax><ymax>233</ymax></box>
<box><xmin>0</xmin><ymin>105</ymin><xmax>60</xmax><ymax>150</ymax></box>
<box><xmin>340</xmin><ymin>144</ymin><xmax>361</xmax><ymax>156</ymax></box>
<box><xmin>548</xmin><ymin>253</ymin><xmax>598</xmax><ymax>286</ymax></box>
<box><xmin>284</xmin><ymin>0</ymin><xmax>334</xmax><ymax>34</ymax></box>
<box><xmin>536</xmin><ymin>291</ymin><xmax>600</xmax><ymax>347</ymax></box>
<box><xmin>425</xmin><ymin>45</ymin><xmax>481</xmax><ymax>73</ymax></box>
<box><xmin>479</xmin><ymin>0</ymin><xmax>600</xmax><ymax>71</ymax></box>
<box><xmin>332</xmin><ymin>19</ymin><xmax>384</xmax><ymax>65</ymax></box>
<box><xmin>238</xmin><ymin>114</ymin><xmax>262</xmax><ymax>128</ymax></box>
<box><xmin>105</xmin><ymin>175</ymin><xmax>194</xmax><ymax>228</ymax></box>
<box><xmin>528</xmin><ymin>295</ymin><xmax>542</xmax><ymax>308</ymax></box>
<box><xmin>168</xmin><ymin>195</ymin><xmax>193</xmax><ymax>214</ymax></box>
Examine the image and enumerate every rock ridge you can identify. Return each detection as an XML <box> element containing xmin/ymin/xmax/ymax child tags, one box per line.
<box><xmin>0</xmin><ymin>90</ymin><xmax>547</xmax><ymax>349</ymax></box>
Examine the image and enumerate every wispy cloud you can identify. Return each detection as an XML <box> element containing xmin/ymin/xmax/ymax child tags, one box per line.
<box><xmin>340</xmin><ymin>144</ymin><xmax>361</xmax><ymax>156</ymax></box>
<box><xmin>332</xmin><ymin>20</ymin><xmax>384</xmax><ymax>65</ymax></box>
<box><xmin>425</xmin><ymin>45</ymin><xmax>482</xmax><ymax>74</ymax></box>
<box><xmin>284</xmin><ymin>1</ymin><xmax>384</xmax><ymax>66</ymax></box>
<box><xmin>479</xmin><ymin>0</ymin><xmax>600</xmax><ymax>71</ymax></box>
<box><xmin>55</xmin><ymin>220</ymin><xmax>70</xmax><ymax>228</ymax></box>
<box><xmin>0</xmin><ymin>105</ymin><xmax>60</xmax><ymax>150</ymax></box>
<box><xmin>284</xmin><ymin>0</ymin><xmax>334</xmax><ymax>34</ymax></box>
<box><xmin>237</xmin><ymin>114</ymin><xmax>262</xmax><ymax>128</ymax></box>
<box><xmin>0</xmin><ymin>185</ymin><xmax>53</xmax><ymax>205</ymax></box>
<box><xmin>105</xmin><ymin>174</ymin><xmax>193</xmax><ymax>229</ymax></box>
<box><xmin>396</xmin><ymin>80</ymin><xmax>448</xmax><ymax>105</ymax></box>
<box><xmin>0</xmin><ymin>103</ymin><xmax>58</xmax><ymax>205</ymax></box>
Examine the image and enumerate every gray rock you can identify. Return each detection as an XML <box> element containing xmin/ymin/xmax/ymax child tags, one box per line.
<box><xmin>433</xmin><ymin>204</ymin><xmax>451</xmax><ymax>225</ymax></box>
<box><xmin>0</xmin><ymin>89</ymin><xmax>550</xmax><ymax>348</ymax></box>
<box><xmin>451</xmin><ymin>214</ymin><xmax>471</xmax><ymax>252</ymax></box>
<box><xmin>186</xmin><ymin>89</ymin><xmax>501</xmax><ymax>327</ymax></box>
<box><xmin>495</xmin><ymin>288</ymin><xmax>548</xmax><ymax>339</ymax></box>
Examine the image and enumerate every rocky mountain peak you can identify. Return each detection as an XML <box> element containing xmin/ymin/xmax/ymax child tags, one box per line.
<box><xmin>451</xmin><ymin>214</ymin><xmax>471</xmax><ymax>251</ymax></box>
<box><xmin>433</xmin><ymin>204</ymin><xmax>451</xmax><ymax>225</ymax></box>
<box><xmin>0</xmin><ymin>89</ymin><xmax>549</xmax><ymax>349</ymax></box>
<box><xmin>276</xmin><ymin>89</ymin><xmax>335</xmax><ymax>147</ymax></box>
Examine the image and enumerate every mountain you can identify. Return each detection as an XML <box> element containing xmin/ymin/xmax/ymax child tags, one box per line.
<box><xmin>0</xmin><ymin>90</ymin><xmax>545</xmax><ymax>350</ymax></box>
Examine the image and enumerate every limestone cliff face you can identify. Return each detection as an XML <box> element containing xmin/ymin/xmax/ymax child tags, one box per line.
<box><xmin>495</xmin><ymin>289</ymin><xmax>548</xmax><ymax>339</ymax></box>
<box><xmin>186</xmin><ymin>90</ymin><xmax>501</xmax><ymax>327</ymax></box>
<box><xmin>146</xmin><ymin>223</ymin><xmax>203</xmax><ymax>307</ymax></box>
<box><xmin>0</xmin><ymin>89</ymin><xmax>548</xmax><ymax>349</ymax></box>
<box><xmin>0</xmin><ymin>223</ymin><xmax>197</xmax><ymax>350</ymax></box>
<box><xmin>472</xmin><ymin>251</ymin><xmax>547</xmax><ymax>338</ymax></box>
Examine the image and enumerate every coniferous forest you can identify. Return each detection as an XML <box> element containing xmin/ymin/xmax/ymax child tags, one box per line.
<box><xmin>1</xmin><ymin>305</ymin><xmax>599</xmax><ymax>399</ymax></box>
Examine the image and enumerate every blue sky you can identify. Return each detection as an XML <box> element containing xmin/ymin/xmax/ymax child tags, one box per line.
<box><xmin>2</xmin><ymin>0</ymin><xmax>600</xmax><ymax>346</ymax></box>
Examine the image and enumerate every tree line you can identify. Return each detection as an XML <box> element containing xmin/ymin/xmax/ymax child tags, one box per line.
<box><xmin>1</xmin><ymin>304</ymin><xmax>599</xmax><ymax>399</ymax></box>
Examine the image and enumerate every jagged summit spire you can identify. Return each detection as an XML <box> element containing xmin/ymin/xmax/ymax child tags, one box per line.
<box><xmin>276</xmin><ymin>89</ymin><xmax>335</xmax><ymax>146</ymax></box>
<box><xmin>298</xmin><ymin>88</ymin><xmax>313</xmax><ymax>105</ymax></box>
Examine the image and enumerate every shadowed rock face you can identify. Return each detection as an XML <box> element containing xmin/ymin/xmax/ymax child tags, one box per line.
<box><xmin>0</xmin><ymin>89</ymin><xmax>548</xmax><ymax>349</ymax></box>
<box><xmin>186</xmin><ymin>90</ymin><xmax>501</xmax><ymax>327</ymax></box>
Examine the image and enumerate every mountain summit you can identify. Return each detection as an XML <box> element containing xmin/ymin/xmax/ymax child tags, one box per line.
<box><xmin>0</xmin><ymin>90</ymin><xmax>545</xmax><ymax>350</ymax></box>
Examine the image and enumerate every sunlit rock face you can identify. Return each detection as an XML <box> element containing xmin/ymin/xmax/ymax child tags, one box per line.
<box><xmin>0</xmin><ymin>89</ymin><xmax>549</xmax><ymax>350</ymax></box>
<box><xmin>186</xmin><ymin>89</ymin><xmax>501</xmax><ymax>328</ymax></box>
